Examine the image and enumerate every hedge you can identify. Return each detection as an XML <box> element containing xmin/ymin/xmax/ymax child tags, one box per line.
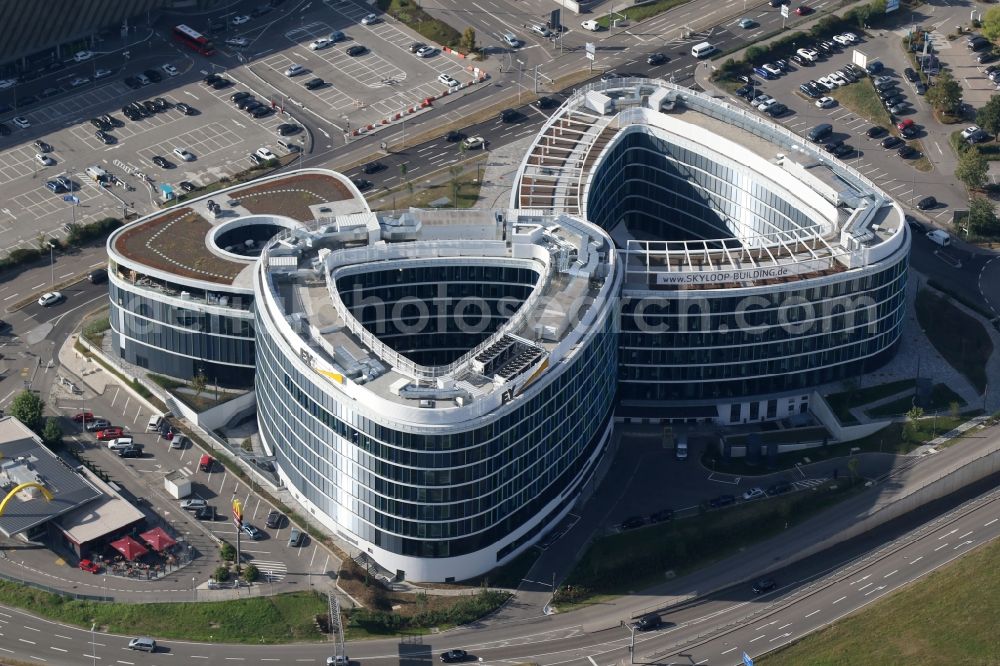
<box><xmin>0</xmin><ymin>216</ymin><xmax>123</xmax><ymax>275</ymax></box>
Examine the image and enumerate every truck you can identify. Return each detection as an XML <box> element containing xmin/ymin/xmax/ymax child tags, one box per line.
<box><xmin>164</xmin><ymin>470</ymin><xmax>192</xmax><ymax>499</ymax></box>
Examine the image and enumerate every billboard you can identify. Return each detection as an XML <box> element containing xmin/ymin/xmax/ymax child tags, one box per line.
<box><xmin>886</xmin><ymin>0</ymin><xmax>900</xmax><ymax>13</ymax></box>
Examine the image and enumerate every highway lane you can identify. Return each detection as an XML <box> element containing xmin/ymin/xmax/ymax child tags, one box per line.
<box><xmin>0</xmin><ymin>475</ymin><xmax>995</xmax><ymax>665</ymax></box>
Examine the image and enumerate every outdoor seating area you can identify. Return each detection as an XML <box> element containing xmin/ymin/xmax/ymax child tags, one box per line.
<box><xmin>83</xmin><ymin>526</ymin><xmax>190</xmax><ymax>580</ymax></box>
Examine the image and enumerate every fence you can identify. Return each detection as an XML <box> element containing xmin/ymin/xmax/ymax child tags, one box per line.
<box><xmin>0</xmin><ymin>567</ymin><xmax>114</xmax><ymax>602</ymax></box>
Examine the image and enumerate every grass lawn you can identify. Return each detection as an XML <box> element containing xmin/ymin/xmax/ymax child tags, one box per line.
<box><xmin>560</xmin><ymin>481</ymin><xmax>865</xmax><ymax>605</ymax></box>
<box><xmin>865</xmin><ymin>383</ymin><xmax>965</xmax><ymax>418</ymax></box>
<box><xmin>376</xmin><ymin>0</ymin><xmax>461</xmax><ymax>49</ymax></box>
<box><xmin>597</xmin><ymin>0</ymin><xmax>692</xmax><ymax>28</ymax></box>
<box><xmin>829</xmin><ymin>81</ymin><xmax>892</xmax><ymax>127</ymax></box>
<box><xmin>915</xmin><ymin>288</ymin><xmax>992</xmax><ymax>394</ymax></box>
<box><xmin>0</xmin><ymin>582</ymin><xmax>326</xmax><ymax>643</ymax></box>
<box><xmin>761</xmin><ymin>537</ymin><xmax>1000</xmax><ymax>665</ymax></box>
<box><xmin>824</xmin><ymin>379</ymin><xmax>916</xmax><ymax>424</ymax></box>
<box><xmin>371</xmin><ymin>159</ymin><xmax>486</xmax><ymax>211</ymax></box>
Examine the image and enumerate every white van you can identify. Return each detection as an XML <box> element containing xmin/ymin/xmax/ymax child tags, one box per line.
<box><xmin>581</xmin><ymin>19</ymin><xmax>600</xmax><ymax>31</ymax></box>
<box><xmin>147</xmin><ymin>415</ymin><xmax>163</xmax><ymax>432</ymax></box>
<box><xmin>691</xmin><ymin>42</ymin><xmax>716</xmax><ymax>58</ymax></box>
<box><xmin>85</xmin><ymin>166</ymin><xmax>108</xmax><ymax>182</ymax></box>
<box><xmin>926</xmin><ymin>229</ymin><xmax>951</xmax><ymax>247</ymax></box>
<box><xmin>277</xmin><ymin>138</ymin><xmax>300</xmax><ymax>152</ymax></box>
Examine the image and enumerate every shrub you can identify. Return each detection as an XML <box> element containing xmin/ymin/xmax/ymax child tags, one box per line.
<box><xmin>243</xmin><ymin>564</ymin><xmax>259</xmax><ymax>583</ymax></box>
<box><xmin>213</xmin><ymin>566</ymin><xmax>231</xmax><ymax>582</ymax></box>
<box><xmin>220</xmin><ymin>542</ymin><xmax>236</xmax><ymax>562</ymax></box>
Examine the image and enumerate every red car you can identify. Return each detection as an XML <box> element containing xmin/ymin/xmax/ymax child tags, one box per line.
<box><xmin>96</xmin><ymin>427</ymin><xmax>125</xmax><ymax>441</ymax></box>
<box><xmin>795</xmin><ymin>5</ymin><xmax>812</xmax><ymax>14</ymax></box>
<box><xmin>897</xmin><ymin>118</ymin><xmax>915</xmax><ymax>131</ymax></box>
<box><xmin>72</xmin><ymin>411</ymin><xmax>95</xmax><ymax>422</ymax></box>
<box><xmin>79</xmin><ymin>559</ymin><xmax>101</xmax><ymax>574</ymax></box>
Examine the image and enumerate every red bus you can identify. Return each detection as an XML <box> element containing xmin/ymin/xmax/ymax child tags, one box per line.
<box><xmin>172</xmin><ymin>24</ymin><xmax>215</xmax><ymax>56</ymax></box>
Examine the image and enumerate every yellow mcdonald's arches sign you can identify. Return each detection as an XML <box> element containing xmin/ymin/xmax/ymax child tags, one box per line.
<box><xmin>232</xmin><ymin>498</ymin><xmax>243</xmax><ymax>523</ymax></box>
<box><xmin>0</xmin><ymin>482</ymin><xmax>54</xmax><ymax>517</ymax></box>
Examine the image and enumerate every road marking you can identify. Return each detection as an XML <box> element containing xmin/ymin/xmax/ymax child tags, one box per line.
<box><xmin>804</xmin><ymin>610</ymin><xmax>820</xmax><ymax>618</ymax></box>
<box><xmin>850</xmin><ymin>574</ymin><xmax>870</xmax><ymax>585</ymax></box>
<box><xmin>770</xmin><ymin>632</ymin><xmax>791</xmax><ymax>642</ymax></box>
<box><xmin>935</xmin><ymin>543</ymin><xmax>948</xmax><ymax>551</ymax></box>
<box><xmin>884</xmin><ymin>569</ymin><xmax>898</xmax><ymax>578</ymax></box>
<box><xmin>833</xmin><ymin>596</ymin><xmax>846</xmax><ymax>604</ymax></box>
<box><xmin>954</xmin><ymin>540</ymin><xmax>973</xmax><ymax>549</ymax></box>
<box><xmin>864</xmin><ymin>585</ymin><xmax>886</xmax><ymax>596</ymax></box>
<box><xmin>986</xmin><ymin>518</ymin><xmax>998</xmax><ymax>527</ymax></box>
<box><xmin>721</xmin><ymin>648</ymin><xmax>737</xmax><ymax>655</ymax></box>
<box><xmin>24</xmin><ymin>626</ymin><xmax>40</xmax><ymax>632</ymax></box>
<box><xmin>959</xmin><ymin>531</ymin><xmax>973</xmax><ymax>539</ymax></box>
<box><xmin>777</xmin><ymin>623</ymin><xmax>791</xmax><ymax>630</ymax></box>
<box><xmin>32</xmin><ymin>282</ymin><xmax>45</xmax><ymax>289</ymax></box>
<box><xmin>50</xmin><ymin>646</ymin><xmax>67</xmax><ymax>652</ymax></box>
<box><xmin>587</xmin><ymin>657</ymin><xmax>598</xmax><ymax>666</ymax></box>
<box><xmin>749</xmin><ymin>634</ymin><xmax>765</xmax><ymax>642</ymax></box>
<box><xmin>18</xmin><ymin>638</ymin><xmax>35</xmax><ymax>644</ymax></box>
<box><xmin>3</xmin><ymin>293</ymin><xmax>17</xmax><ymax>301</ymax></box>
<box><xmin>910</xmin><ymin>556</ymin><xmax>923</xmax><ymax>564</ymax></box>
<box><xmin>939</xmin><ymin>529</ymin><xmax>957</xmax><ymax>539</ymax></box>
<box><xmin>858</xmin><ymin>583</ymin><xmax>872</xmax><ymax>591</ymax></box>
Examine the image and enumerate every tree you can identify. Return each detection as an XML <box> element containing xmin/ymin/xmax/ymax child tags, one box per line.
<box><xmin>213</xmin><ymin>565</ymin><xmax>231</xmax><ymax>582</ymax></box>
<box><xmin>976</xmin><ymin>94</ymin><xmax>1000</xmax><ymax>135</ymax></box>
<box><xmin>243</xmin><ymin>563</ymin><xmax>259</xmax><ymax>583</ymax></box>
<box><xmin>968</xmin><ymin>195</ymin><xmax>1000</xmax><ymax>236</ymax></box>
<box><xmin>448</xmin><ymin>165</ymin><xmax>463</xmax><ymax>206</ymax></box>
<box><xmin>956</xmin><ymin>148</ymin><xmax>988</xmax><ymax>190</ymax></box>
<box><xmin>41</xmin><ymin>418</ymin><xmax>63</xmax><ymax>448</ymax></box>
<box><xmin>220</xmin><ymin>541</ymin><xmax>236</xmax><ymax>562</ymax></box>
<box><xmin>459</xmin><ymin>27</ymin><xmax>477</xmax><ymax>55</ymax></box>
<box><xmin>982</xmin><ymin>5</ymin><xmax>1000</xmax><ymax>41</ymax></box>
<box><xmin>926</xmin><ymin>71</ymin><xmax>963</xmax><ymax>115</ymax></box>
<box><xmin>9</xmin><ymin>390</ymin><xmax>44</xmax><ymax>432</ymax></box>
<box><xmin>191</xmin><ymin>372</ymin><xmax>207</xmax><ymax>398</ymax></box>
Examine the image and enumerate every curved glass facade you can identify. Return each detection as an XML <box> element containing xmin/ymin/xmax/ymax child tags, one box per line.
<box><xmin>255</xmin><ymin>290</ymin><xmax>618</xmax><ymax>562</ymax></box>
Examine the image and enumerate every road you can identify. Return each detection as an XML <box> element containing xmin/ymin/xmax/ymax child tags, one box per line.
<box><xmin>0</xmin><ymin>473</ymin><xmax>994</xmax><ymax>665</ymax></box>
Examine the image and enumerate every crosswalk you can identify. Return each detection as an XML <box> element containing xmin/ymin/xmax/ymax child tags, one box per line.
<box><xmin>249</xmin><ymin>559</ymin><xmax>288</xmax><ymax>582</ymax></box>
<box><xmin>794</xmin><ymin>478</ymin><xmax>827</xmax><ymax>490</ymax></box>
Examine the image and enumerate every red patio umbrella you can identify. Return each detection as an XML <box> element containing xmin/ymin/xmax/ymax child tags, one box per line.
<box><xmin>110</xmin><ymin>536</ymin><xmax>148</xmax><ymax>561</ymax></box>
<box><xmin>139</xmin><ymin>527</ymin><xmax>177</xmax><ymax>552</ymax></box>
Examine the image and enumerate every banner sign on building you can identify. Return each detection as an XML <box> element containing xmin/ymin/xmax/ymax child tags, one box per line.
<box><xmin>655</xmin><ymin>267</ymin><xmax>792</xmax><ymax>286</ymax></box>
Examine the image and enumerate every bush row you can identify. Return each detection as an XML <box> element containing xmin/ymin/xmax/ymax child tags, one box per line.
<box><xmin>0</xmin><ymin>216</ymin><xmax>122</xmax><ymax>275</ymax></box>
<box><xmin>346</xmin><ymin>589</ymin><xmax>509</xmax><ymax>633</ymax></box>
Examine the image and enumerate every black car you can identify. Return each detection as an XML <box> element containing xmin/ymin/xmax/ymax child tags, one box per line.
<box><xmin>250</xmin><ymin>5</ymin><xmax>272</xmax><ymax>16</ymax></box>
<box><xmin>251</xmin><ymin>106</ymin><xmax>272</xmax><ymax>118</ymax></box>
<box><xmin>880</xmin><ymin>136</ymin><xmax>903</xmax><ymax>149</ymax></box>
<box><xmin>799</xmin><ymin>83</ymin><xmax>820</xmax><ymax>98</ymax></box>
<box><xmin>204</xmin><ymin>73</ymin><xmax>221</xmax><ymax>85</ymax></box>
<box><xmin>409</xmin><ymin>41</ymin><xmax>427</xmax><ymax>53</ymax></box>
<box><xmin>866</xmin><ymin>126</ymin><xmax>887</xmax><ymax>139</ymax></box>
<box><xmin>87</xmin><ymin>269</ymin><xmax>107</xmax><ymax>285</ymax></box>
<box><xmin>709</xmin><ymin>494</ymin><xmax>736</xmax><ymax>508</ymax></box>
<box><xmin>649</xmin><ymin>508</ymin><xmax>674</xmax><ymax>523</ymax></box>
<box><xmin>152</xmin><ymin>155</ymin><xmax>173</xmax><ymax>168</ymax></box>
<box><xmin>211</xmin><ymin>77</ymin><xmax>232</xmax><ymax>89</ymax></box>
<box><xmin>305</xmin><ymin>77</ymin><xmax>325</xmax><ymax>90</ymax></box>
<box><xmin>766</xmin><ymin>103</ymin><xmax>787</xmax><ymax>117</ymax></box>
<box><xmin>346</xmin><ymin>45</ymin><xmax>367</xmax><ymax>56</ymax></box>
<box><xmin>90</xmin><ymin>117</ymin><xmax>110</xmax><ymax>130</ymax></box>
<box><xmin>143</xmin><ymin>69</ymin><xmax>162</xmax><ymax>83</ymax></box>
<box><xmin>236</xmin><ymin>96</ymin><xmax>258</xmax><ymax>110</ymax></box>
<box><xmin>231</xmin><ymin>91</ymin><xmax>252</xmax><ymax>103</ymax></box>
<box><xmin>118</xmin><ymin>446</ymin><xmax>142</xmax><ymax>458</ymax></box>
<box><xmin>915</xmin><ymin>82</ymin><xmax>927</xmax><ymax>95</ymax></box>
<box><xmin>823</xmin><ymin>140</ymin><xmax>843</xmax><ymax>153</ymax></box>
<box><xmin>536</xmin><ymin>96</ymin><xmax>558</xmax><ymax>109</ymax></box>
<box><xmin>900</xmin><ymin>125</ymin><xmax>917</xmax><ymax>138</ymax></box>
<box><xmin>180</xmin><ymin>181</ymin><xmax>197</xmax><ymax>192</ymax></box>
<box><xmin>646</xmin><ymin>52</ymin><xmax>668</xmax><ymax>66</ymax></box>
<box><xmin>440</xmin><ymin>650</ymin><xmax>469</xmax><ymax>663</ymax></box>
<box><xmin>18</xmin><ymin>94</ymin><xmax>38</xmax><ymax>107</ymax></box>
<box><xmin>362</xmin><ymin>161</ymin><xmax>384</xmax><ymax>174</ymax></box>
<box><xmin>176</xmin><ymin>102</ymin><xmax>196</xmax><ymax>115</ymax></box>
<box><xmin>142</xmin><ymin>100</ymin><xmax>158</xmax><ymax>114</ymax></box>
<box><xmin>277</xmin><ymin>123</ymin><xmax>301</xmax><ymax>136</ymax></box>
<box><xmin>634</xmin><ymin>614</ymin><xmax>664</xmax><ymax>631</ymax></box>
<box><xmin>153</xmin><ymin>97</ymin><xmax>170</xmax><ymax>111</ymax></box>
<box><xmin>897</xmin><ymin>144</ymin><xmax>918</xmax><ymax>159</ymax></box>
<box><xmin>885</xmin><ymin>94</ymin><xmax>906</xmax><ymax>107</ymax></box>
<box><xmin>445</xmin><ymin>130</ymin><xmax>465</xmax><ymax>142</ymax></box>
<box><xmin>752</xmin><ymin>578</ymin><xmax>776</xmax><ymax>594</ymax></box>
<box><xmin>979</xmin><ymin>51</ymin><xmax>998</xmax><ymax>64</ymax></box>
<box><xmin>100</xmin><ymin>114</ymin><xmax>122</xmax><ymax>127</ymax></box>
<box><xmin>95</xmin><ymin>130</ymin><xmax>115</xmax><ymax>144</ymax></box>
<box><xmin>917</xmin><ymin>196</ymin><xmax>937</xmax><ymax>210</ymax></box>
<box><xmin>766</xmin><ymin>481</ymin><xmax>792</xmax><ymax>496</ymax></box>
<box><xmin>620</xmin><ymin>515</ymin><xmax>645</xmax><ymax>530</ymax></box>
<box><xmin>499</xmin><ymin>108</ymin><xmax>521</xmax><ymax>122</ymax></box>
<box><xmin>832</xmin><ymin>143</ymin><xmax>853</xmax><ymax>157</ymax></box>
<box><xmin>905</xmin><ymin>214</ymin><xmax>924</xmax><ymax>231</ymax></box>
<box><xmin>34</xmin><ymin>139</ymin><xmax>53</xmax><ymax>153</ymax></box>
<box><xmin>352</xmin><ymin>178</ymin><xmax>373</xmax><ymax>190</ymax></box>
<box><xmin>195</xmin><ymin>505</ymin><xmax>217</xmax><ymax>521</ymax></box>
<box><xmin>265</xmin><ymin>509</ymin><xmax>284</xmax><ymax>528</ymax></box>
<box><xmin>737</xmin><ymin>85</ymin><xmax>754</xmax><ymax>98</ymax></box>
<box><xmin>124</xmin><ymin>76</ymin><xmax>142</xmax><ymax>89</ymax></box>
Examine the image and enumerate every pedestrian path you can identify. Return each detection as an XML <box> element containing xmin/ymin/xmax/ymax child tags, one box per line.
<box><xmin>911</xmin><ymin>415</ymin><xmax>992</xmax><ymax>456</ymax></box>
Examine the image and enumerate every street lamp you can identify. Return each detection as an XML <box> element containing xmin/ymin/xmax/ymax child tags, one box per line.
<box><xmin>621</xmin><ymin>619</ymin><xmax>638</xmax><ymax>664</ymax></box>
<box><xmin>48</xmin><ymin>241</ymin><xmax>56</xmax><ymax>285</ymax></box>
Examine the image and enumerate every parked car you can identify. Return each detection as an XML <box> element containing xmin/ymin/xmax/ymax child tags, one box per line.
<box><xmin>180</xmin><ymin>498</ymin><xmax>207</xmax><ymax>510</ymax></box>
<box><xmin>880</xmin><ymin>136</ymin><xmax>903</xmax><ymax>149</ymax></box>
<box><xmin>741</xmin><ymin>487</ymin><xmax>765</xmax><ymax>501</ymax></box>
<box><xmin>118</xmin><ymin>446</ymin><xmax>142</xmax><ymax>458</ymax></box>
<box><xmin>351</xmin><ymin>178</ymin><xmax>373</xmax><ymax>190</ymax></box>
<box><xmin>195</xmin><ymin>505</ymin><xmax>217</xmax><ymax>521</ymax></box>
<box><xmin>766</xmin><ymin>481</ymin><xmax>793</xmax><ymax>496</ymax></box>
<box><xmin>346</xmin><ymin>45</ymin><xmax>367</xmax><ymax>56</ymax></box>
<box><xmin>79</xmin><ymin>559</ymin><xmax>101</xmax><ymax>573</ymax></box>
<box><xmin>106</xmin><ymin>437</ymin><xmax>135</xmax><ymax>450</ymax></box>
<box><xmin>897</xmin><ymin>144</ymin><xmax>918</xmax><ymax>159</ymax></box>
<box><xmin>241</xmin><ymin>523</ymin><xmax>263</xmax><ymax>540</ymax></box>
<box><xmin>738</xmin><ymin>18</ymin><xmax>756</xmax><ymax>28</ymax></box>
<box><xmin>310</xmin><ymin>38</ymin><xmax>332</xmax><ymax>50</ymax></box>
<box><xmin>917</xmin><ymin>196</ymin><xmax>937</xmax><ymax>210</ymax></box>
<box><xmin>85</xmin><ymin>418</ymin><xmax>111</xmax><ymax>431</ymax></box>
<box><xmin>708</xmin><ymin>494</ymin><xmax>736</xmax><ymax>508</ymax></box>
<box><xmin>620</xmin><ymin>515</ymin><xmax>645</xmax><ymax>530</ymax></box>
<box><xmin>866</xmin><ymin>125</ymin><xmax>887</xmax><ymax>138</ymax></box>
<box><xmin>815</xmin><ymin>96</ymin><xmax>836</xmax><ymax>108</ymax></box>
<box><xmin>305</xmin><ymin>77</ymin><xmax>325</xmax><ymax>90</ymax></box>
<box><xmin>96</xmin><ymin>427</ymin><xmax>125</xmax><ymax>441</ymax></box>
<box><xmin>649</xmin><ymin>508</ymin><xmax>674</xmax><ymax>523</ymax></box>
<box><xmin>266</xmin><ymin>509</ymin><xmax>284</xmax><ymax>528</ymax></box>
<box><xmin>361</xmin><ymin>13</ymin><xmax>380</xmax><ymax>25</ymax></box>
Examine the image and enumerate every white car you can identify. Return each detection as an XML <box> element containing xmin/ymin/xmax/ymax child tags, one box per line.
<box><xmin>35</xmin><ymin>153</ymin><xmax>54</xmax><ymax>166</ymax></box>
<box><xmin>762</xmin><ymin>63</ymin><xmax>782</xmax><ymax>77</ymax></box>
<box><xmin>231</xmin><ymin>14</ymin><xmax>250</xmax><ymax>26</ymax></box>
<box><xmin>162</xmin><ymin>64</ymin><xmax>179</xmax><ymax>76</ymax></box>
<box><xmin>437</xmin><ymin>73</ymin><xmax>459</xmax><ymax>87</ymax></box>
<box><xmin>816</xmin><ymin>76</ymin><xmax>836</xmax><ymax>90</ymax></box>
<box><xmin>0</xmin><ymin>78</ymin><xmax>16</xmax><ymax>89</ymax></box>
<box><xmin>741</xmin><ymin>487</ymin><xmax>765</xmax><ymax>501</ymax></box>
<box><xmin>310</xmin><ymin>38</ymin><xmax>332</xmax><ymax>50</ymax></box>
<box><xmin>225</xmin><ymin>37</ymin><xmax>250</xmax><ymax>47</ymax></box>
<box><xmin>284</xmin><ymin>64</ymin><xmax>305</xmax><ymax>77</ymax></box>
<box><xmin>415</xmin><ymin>45</ymin><xmax>435</xmax><ymax>58</ymax></box>
<box><xmin>93</xmin><ymin>68</ymin><xmax>112</xmax><ymax>79</ymax></box>
<box><xmin>70</xmin><ymin>77</ymin><xmax>89</xmax><ymax>87</ymax></box>
<box><xmin>461</xmin><ymin>136</ymin><xmax>485</xmax><ymax>150</ymax></box>
<box><xmin>840</xmin><ymin>32</ymin><xmax>859</xmax><ymax>43</ymax></box>
<box><xmin>828</xmin><ymin>72</ymin><xmax>847</xmax><ymax>86</ymax></box>
<box><xmin>961</xmin><ymin>125</ymin><xmax>982</xmax><ymax>140</ymax></box>
<box><xmin>13</xmin><ymin>116</ymin><xmax>30</xmax><ymax>129</ymax></box>
<box><xmin>581</xmin><ymin>19</ymin><xmax>600</xmax><ymax>31</ymax></box>
<box><xmin>832</xmin><ymin>34</ymin><xmax>852</xmax><ymax>46</ymax></box>
<box><xmin>38</xmin><ymin>291</ymin><xmax>62</xmax><ymax>306</ymax></box>
<box><xmin>255</xmin><ymin>147</ymin><xmax>277</xmax><ymax>161</ymax></box>
<box><xmin>757</xmin><ymin>98</ymin><xmax>778</xmax><ymax>112</ymax></box>
<box><xmin>73</xmin><ymin>50</ymin><xmax>94</xmax><ymax>62</ymax></box>
<box><xmin>180</xmin><ymin>498</ymin><xmax>207</xmax><ymax>510</ymax></box>
<box><xmin>361</xmin><ymin>13</ymin><xmax>380</xmax><ymax>25</ymax></box>
<box><xmin>796</xmin><ymin>48</ymin><xmax>819</xmax><ymax>62</ymax></box>
<box><xmin>106</xmin><ymin>437</ymin><xmax>135</xmax><ymax>451</ymax></box>
<box><xmin>172</xmin><ymin>147</ymin><xmax>195</xmax><ymax>161</ymax></box>
<box><xmin>815</xmin><ymin>96</ymin><xmax>836</xmax><ymax>108</ymax></box>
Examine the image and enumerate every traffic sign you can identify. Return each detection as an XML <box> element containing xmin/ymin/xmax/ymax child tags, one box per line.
<box><xmin>743</xmin><ymin>652</ymin><xmax>754</xmax><ymax>666</ymax></box>
<box><xmin>780</xmin><ymin>4</ymin><xmax>789</xmax><ymax>17</ymax></box>
<box><xmin>586</xmin><ymin>42</ymin><xmax>595</xmax><ymax>61</ymax></box>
